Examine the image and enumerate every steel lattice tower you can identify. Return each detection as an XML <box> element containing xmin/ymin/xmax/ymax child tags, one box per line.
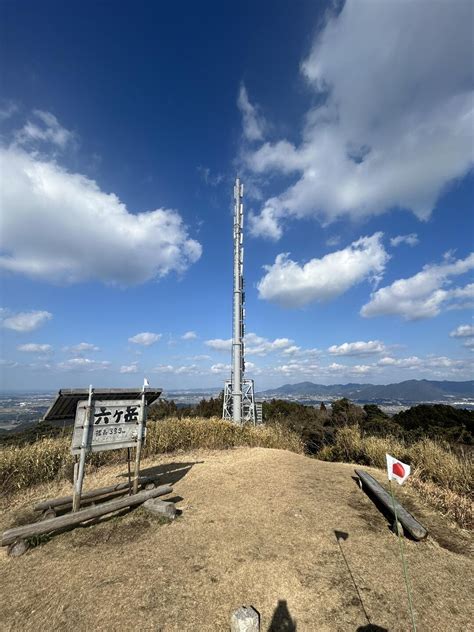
<box><xmin>222</xmin><ymin>178</ymin><xmax>258</xmax><ymax>424</ymax></box>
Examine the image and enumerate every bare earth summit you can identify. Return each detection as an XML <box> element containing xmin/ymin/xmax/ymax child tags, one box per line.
<box><xmin>0</xmin><ymin>447</ymin><xmax>473</xmax><ymax>632</ymax></box>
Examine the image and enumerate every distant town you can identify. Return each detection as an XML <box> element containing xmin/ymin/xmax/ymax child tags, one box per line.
<box><xmin>1</xmin><ymin>379</ymin><xmax>473</xmax><ymax>434</ymax></box>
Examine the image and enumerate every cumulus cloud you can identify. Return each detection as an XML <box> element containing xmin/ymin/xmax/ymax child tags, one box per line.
<box><xmin>210</xmin><ymin>363</ymin><xmax>229</xmax><ymax>374</ymax></box>
<box><xmin>181</xmin><ymin>331</ymin><xmax>197</xmax><ymax>340</ymax></box>
<box><xmin>120</xmin><ymin>364</ymin><xmax>139</xmax><ymax>374</ymax></box>
<box><xmin>128</xmin><ymin>332</ymin><xmax>162</xmax><ymax>346</ymax></box>
<box><xmin>450</xmin><ymin>323</ymin><xmax>474</xmax><ymax>351</ymax></box>
<box><xmin>1</xmin><ymin>309</ymin><xmax>52</xmax><ymax>332</ymax></box>
<box><xmin>58</xmin><ymin>357</ymin><xmax>111</xmax><ymax>371</ymax></box>
<box><xmin>450</xmin><ymin>324</ymin><xmax>474</xmax><ymax>338</ymax></box>
<box><xmin>238</xmin><ymin>85</ymin><xmax>265</xmax><ymax>142</ymax></box>
<box><xmin>64</xmin><ymin>342</ymin><xmax>100</xmax><ymax>353</ymax></box>
<box><xmin>257</xmin><ymin>232</ymin><xmax>388</xmax><ymax>307</ymax></box>
<box><xmin>390</xmin><ymin>234</ymin><xmax>419</xmax><ymax>247</ymax></box>
<box><xmin>0</xmin><ymin>125</ymin><xmax>202</xmax><ymax>284</ymax></box>
<box><xmin>153</xmin><ymin>364</ymin><xmax>201</xmax><ymax>375</ymax></box>
<box><xmin>361</xmin><ymin>252</ymin><xmax>474</xmax><ymax>320</ymax></box>
<box><xmin>17</xmin><ymin>343</ymin><xmax>52</xmax><ymax>353</ymax></box>
<box><xmin>244</xmin><ymin>0</ymin><xmax>473</xmax><ymax>239</ymax></box>
<box><xmin>328</xmin><ymin>340</ymin><xmax>385</xmax><ymax>356</ymax></box>
<box><xmin>205</xmin><ymin>333</ymin><xmax>293</xmax><ymax>356</ymax></box>
<box><xmin>282</xmin><ymin>345</ymin><xmax>301</xmax><ymax>355</ymax></box>
<box><xmin>205</xmin><ymin>338</ymin><xmax>232</xmax><ymax>352</ymax></box>
<box><xmin>245</xmin><ymin>333</ymin><xmax>293</xmax><ymax>356</ymax></box>
<box><xmin>377</xmin><ymin>356</ymin><xmax>422</xmax><ymax>368</ymax></box>
<box><xmin>327</xmin><ymin>363</ymin><xmax>373</xmax><ymax>376</ymax></box>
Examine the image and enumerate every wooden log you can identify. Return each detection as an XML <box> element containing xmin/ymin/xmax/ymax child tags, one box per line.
<box><xmin>33</xmin><ymin>478</ymin><xmax>153</xmax><ymax>511</ymax></box>
<box><xmin>143</xmin><ymin>499</ymin><xmax>177</xmax><ymax>520</ymax></box>
<box><xmin>355</xmin><ymin>469</ymin><xmax>428</xmax><ymax>540</ymax></box>
<box><xmin>2</xmin><ymin>484</ymin><xmax>172</xmax><ymax>547</ymax></box>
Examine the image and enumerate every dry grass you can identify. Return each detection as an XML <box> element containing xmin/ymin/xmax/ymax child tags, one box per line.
<box><xmin>317</xmin><ymin>425</ymin><xmax>473</xmax><ymax>529</ymax></box>
<box><xmin>1</xmin><ymin>448</ymin><xmax>472</xmax><ymax>631</ymax></box>
<box><xmin>0</xmin><ymin>417</ymin><xmax>303</xmax><ymax>496</ymax></box>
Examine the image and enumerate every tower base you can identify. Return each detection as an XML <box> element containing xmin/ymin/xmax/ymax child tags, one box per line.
<box><xmin>223</xmin><ymin>379</ymin><xmax>258</xmax><ymax>424</ymax></box>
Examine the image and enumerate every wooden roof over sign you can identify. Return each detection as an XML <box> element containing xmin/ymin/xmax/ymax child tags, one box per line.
<box><xmin>43</xmin><ymin>388</ymin><xmax>162</xmax><ymax>422</ymax></box>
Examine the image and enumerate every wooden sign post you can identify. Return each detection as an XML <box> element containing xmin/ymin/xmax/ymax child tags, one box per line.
<box><xmin>133</xmin><ymin>387</ymin><xmax>147</xmax><ymax>494</ymax></box>
<box><xmin>40</xmin><ymin>385</ymin><xmax>163</xmax><ymax>512</ymax></box>
<box><xmin>72</xmin><ymin>385</ymin><xmax>94</xmax><ymax>512</ymax></box>
<box><xmin>70</xmin><ymin>385</ymin><xmax>152</xmax><ymax>511</ymax></box>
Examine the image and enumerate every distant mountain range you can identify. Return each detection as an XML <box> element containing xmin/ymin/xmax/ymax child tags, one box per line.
<box><xmin>258</xmin><ymin>379</ymin><xmax>474</xmax><ymax>403</ymax></box>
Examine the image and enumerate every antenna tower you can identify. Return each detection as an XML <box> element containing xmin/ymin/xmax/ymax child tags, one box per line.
<box><xmin>223</xmin><ymin>178</ymin><xmax>258</xmax><ymax>424</ymax></box>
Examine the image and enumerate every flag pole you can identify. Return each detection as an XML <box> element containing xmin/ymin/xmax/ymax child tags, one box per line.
<box><xmin>389</xmin><ymin>478</ymin><xmax>417</xmax><ymax>632</ymax></box>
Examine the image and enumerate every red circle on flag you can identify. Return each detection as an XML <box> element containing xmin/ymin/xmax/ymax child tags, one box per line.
<box><xmin>392</xmin><ymin>462</ymin><xmax>405</xmax><ymax>478</ymax></box>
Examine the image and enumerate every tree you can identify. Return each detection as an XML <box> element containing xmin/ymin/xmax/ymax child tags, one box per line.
<box><xmin>331</xmin><ymin>398</ymin><xmax>364</xmax><ymax>427</ymax></box>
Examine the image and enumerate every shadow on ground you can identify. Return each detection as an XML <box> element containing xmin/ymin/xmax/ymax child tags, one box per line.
<box><xmin>121</xmin><ymin>461</ymin><xmax>202</xmax><ymax>487</ymax></box>
<box><xmin>268</xmin><ymin>599</ymin><xmax>297</xmax><ymax>631</ymax></box>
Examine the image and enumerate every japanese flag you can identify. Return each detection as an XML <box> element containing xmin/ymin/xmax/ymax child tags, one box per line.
<box><xmin>386</xmin><ymin>453</ymin><xmax>411</xmax><ymax>485</ymax></box>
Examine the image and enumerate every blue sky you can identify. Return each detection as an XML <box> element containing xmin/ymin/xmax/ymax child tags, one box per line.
<box><xmin>1</xmin><ymin>0</ymin><xmax>473</xmax><ymax>391</ymax></box>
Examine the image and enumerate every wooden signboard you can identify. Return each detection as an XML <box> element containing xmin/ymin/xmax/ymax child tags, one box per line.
<box><xmin>43</xmin><ymin>386</ymin><xmax>162</xmax><ymax>511</ymax></box>
<box><xmin>71</xmin><ymin>399</ymin><xmax>145</xmax><ymax>454</ymax></box>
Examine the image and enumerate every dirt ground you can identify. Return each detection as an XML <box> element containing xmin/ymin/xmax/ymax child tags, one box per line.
<box><xmin>0</xmin><ymin>447</ymin><xmax>472</xmax><ymax>631</ymax></box>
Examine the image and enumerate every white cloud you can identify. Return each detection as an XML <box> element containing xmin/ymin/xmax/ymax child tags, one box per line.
<box><xmin>450</xmin><ymin>324</ymin><xmax>474</xmax><ymax>338</ymax></box>
<box><xmin>205</xmin><ymin>333</ymin><xmax>293</xmax><ymax>356</ymax></box>
<box><xmin>377</xmin><ymin>356</ymin><xmax>422</xmax><ymax>368</ymax></box>
<box><xmin>152</xmin><ymin>364</ymin><xmax>201</xmax><ymax>375</ymax></box>
<box><xmin>152</xmin><ymin>364</ymin><xmax>174</xmax><ymax>373</ymax></box>
<box><xmin>181</xmin><ymin>331</ymin><xmax>197</xmax><ymax>340</ymax></box>
<box><xmin>1</xmin><ymin>309</ymin><xmax>52</xmax><ymax>332</ymax></box>
<box><xmin>273</xmin><ymin>361</ymin><xmax>320</xmax><ymax>377</ymax></box>
<box><xmin>282</xmin><ymin>345</ymin><xmax>301</xmax><ymax>355</ymax></box>
<box><xmin>238</xmin><ymin>84</ymin><xmax>265</xmax><ymax>142</ymax></box>
<box><xmin>14</xmin><ymin>110</ymin><xmax>74</xmax><ymax>149</ymax></box>
<box><xmin>58</xmin><ymin>357</ymin><xmax>111</xmax><ymax>371</ymax></box>
<box><xmin>210</xmin><ymin>363</ymin><xmax>229</xmax><ymax>374</ymax></box>
<box><xmin>361</xmin><ymin>252</ymin><xmax>474</xmax><ymax>320</ymax></box>
<box><xmin>17</xmin><ymin>343</ymin><xmax>52</xmax><ymax>353</ymax></box>
<box><xmin>245</xmin><ymin>333</ymin><xmax>293</xmax><ymax>356</ymax></box>
<box><xmin>205</xmin><ymin>338</ymin><xmax>232</xmax><ymax>352</ymax></box>
<box><xmin>128</xmin><ymin>332</ymin><xmax>162</xmax><ymax>346</ymax></box>
<box><xmin>328</xmin><ymin>340</ymin><xmax>385</xmax><ymax>356</ymax></box>
<box><xmin>257</xmin><ymin>232</ymin><xmax>388</xmax><ymax>307</ymax></box>
<box><xmin>0</xmin><ymin>139</ymin><xmax>202</xmax><ymax>285</ymax></box>
<box><xmin>120</xmin><ymin>364</ymin><xmax>139</xmax><ymax>374</ymax></box>
<box><xmin>327</xmin><ymin>362</ymin><xmax>373</xmax><ymax>375</ymax></box>
<box><xmin>390</xmin><ymin>234</ymin><xmax>419</xmax><ymax>248</ymax></box>
<box><xmin>64</xmin><ymin>342</ymin><xmax>100</xmax><ymax>353</ymax></box>
<box><xmin>244</xmin><ymin>1</ymin><xmax>473</xmax><ymax>239</ymax></box>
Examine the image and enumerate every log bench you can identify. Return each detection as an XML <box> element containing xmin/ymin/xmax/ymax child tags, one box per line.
<box><xmin>355</xmin><ymin>469</ymin><xmax>428</xmax><ymax>540</ymax></box>
<box><xmin>2</xmin><ymin>484</ymin><xmax>172</xmax><ymax>555</ymax></box>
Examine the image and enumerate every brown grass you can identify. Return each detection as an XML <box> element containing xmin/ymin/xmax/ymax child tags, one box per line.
<box><xmin>317</xmin><ymin>425</ymin><xmax>473</xmax><ymax>529</ymax></box>
<box><xmin>0</xmin><ymin>447</ymin><xmax>472</xmax><ymax>631</ymax></box>
<box><xmin>0</xmin><ymin>417</ymin><xmax>303</xmax><ymax>496</ymax></box>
